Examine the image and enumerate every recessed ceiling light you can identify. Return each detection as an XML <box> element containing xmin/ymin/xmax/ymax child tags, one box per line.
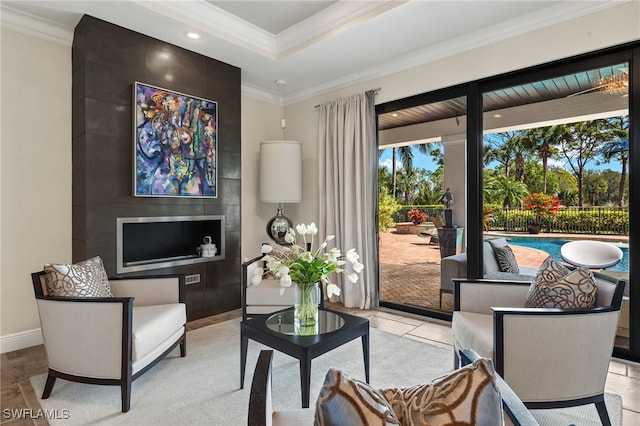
<box><xmin>187</xmin><ymin>32</ymin><xmax>200</xmax><ymax>39</ymax></box>
<box><xmin>493</xmin><ymin>113</ymin><xmax>502</xmax><ymax>118</ymax></box>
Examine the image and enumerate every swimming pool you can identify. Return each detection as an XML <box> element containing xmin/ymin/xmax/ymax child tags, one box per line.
<box><xmin>507</xmin><ymin>237</ymin><xmax>629</xmax><ymax>272</ymax></box>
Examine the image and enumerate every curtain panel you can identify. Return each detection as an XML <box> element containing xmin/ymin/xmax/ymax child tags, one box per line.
<box><xmin>318</xmin><ymin>91</ymin><xmax>377</xmax><ymax>309</ymax></box>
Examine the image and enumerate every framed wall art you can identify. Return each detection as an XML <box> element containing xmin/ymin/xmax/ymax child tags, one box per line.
<box><xmin>134</xmin><ymin>82</ymin><xmax>218</xmax><ymax>198</ymax></box>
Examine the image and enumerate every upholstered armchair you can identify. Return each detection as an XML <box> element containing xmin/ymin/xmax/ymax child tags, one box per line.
<box><xmin>451</xmin><ymin>271</ymin><xmax>624</xmax><ymax>425</ymax></box>
<box><xmin>248</xmin><ymin>349</ymin><xmax>539</xmax><ymax>426</ymax></box>
<box><xmin>31</xmin><ymin>265</ymin><xmax>187</xmax><ymax>412</ymax></box>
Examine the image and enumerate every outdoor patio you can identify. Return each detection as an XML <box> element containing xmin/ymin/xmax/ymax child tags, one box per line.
<box><xmin>378</xmin><ymin>229</ymin><xmax>621</xmax><ymax>312</ymax></box>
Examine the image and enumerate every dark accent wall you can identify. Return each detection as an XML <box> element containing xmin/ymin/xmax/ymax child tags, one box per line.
<box><xmin>72</xmin><ymin>15</ymin><xmax>241</xmax><ymax>321</ymax></box>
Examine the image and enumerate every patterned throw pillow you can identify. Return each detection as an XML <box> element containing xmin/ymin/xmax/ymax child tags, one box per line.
<box><xmin>524</xmin><ymin>256</ymin><xmax>597</xmax><ymax>309</ymax></box>
<box><xmin>380</xmin><ymin>357</ymin><xmax>504</xmax><ymax>426</ymax></box>
<box><xmin>44</xmin><ymin>256</ymin><xmax>113</xmax><ymax>298</ymax></box>
<box><xmin>315</xmin><ymin>369</ymin><xmax>400</xmax><ymax>426</ymax></box>
<box><xmin>493</xmin><ymin>245</ymin><xmax>520</xmax><ymax>273</ymax></box>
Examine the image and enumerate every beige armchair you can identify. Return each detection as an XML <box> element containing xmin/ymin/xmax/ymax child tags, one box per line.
<box><xmin>451</xmin><ymin>273</ymin><xmax>624</xmax><ymax>425</ymax></box>
<box><xmin>31</xmin><ymin>271</ymin><xmax>187</xmax><ymax>412</ymax></box>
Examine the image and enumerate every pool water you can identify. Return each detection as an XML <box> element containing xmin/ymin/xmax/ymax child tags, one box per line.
<box><xmin>507</xmin><ymin>237</ymin><xmax>629</xmax><ymax>272</ymax></box>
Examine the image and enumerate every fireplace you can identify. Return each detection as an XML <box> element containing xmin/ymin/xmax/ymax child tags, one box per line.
<box><xmin>117</xmin><ymin>215</ymin><xmax>225</xmax><ymax>274</ymax></box>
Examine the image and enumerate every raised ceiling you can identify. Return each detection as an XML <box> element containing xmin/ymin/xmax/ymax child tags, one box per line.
<box><xmin>0</xmin><ymin>1</ymin><xmax>627</xmax><ymax>104</ymax></box>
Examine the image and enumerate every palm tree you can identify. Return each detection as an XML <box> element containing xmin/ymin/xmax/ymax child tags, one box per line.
<box><xmin>485</xmin><ymin>175</ymin><xmax>529</xmax><ymax>208</ymax></box>
<box><xmin>483</xmin><ymin>131</ymin><xmax>527</xmax><ymax>179</ymax></box>
<box><xmin>390</xmin><ymin>143</ymin><xmax>441</xmax><ymax>198</ymax></box>
<box><xmin>519</xmin><ymin>126</ymin><xmax>561</xmax><ymax>193</ymax></box>
<box><xmin>600</xmin><ymin>116</ymin><xmax>629</xmax><ymax>207</ymax></box>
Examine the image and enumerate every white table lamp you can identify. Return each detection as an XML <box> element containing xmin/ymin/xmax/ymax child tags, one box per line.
<box><xmin>259</xmin><ymin>141</ymin><xmax>302</xmax><ymax>244</ymax></box>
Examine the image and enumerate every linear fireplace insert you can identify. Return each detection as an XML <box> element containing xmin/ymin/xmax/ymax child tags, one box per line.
<box><xmin>117</xmin><ymin>215</ymin><xmax>225</xmax><ymax>274</ymax></box>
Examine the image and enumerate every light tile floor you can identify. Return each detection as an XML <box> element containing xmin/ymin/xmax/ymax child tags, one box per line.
<box><xmin>2</xmin><ymin>305</ymin><xmax>639</xmax><ymax>425</ymax></box>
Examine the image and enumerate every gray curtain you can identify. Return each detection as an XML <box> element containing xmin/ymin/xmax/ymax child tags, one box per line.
<box><xmin>318</xmin><ymin>91</ymin><xmax>377</xmax><ymax>309</ymax></box>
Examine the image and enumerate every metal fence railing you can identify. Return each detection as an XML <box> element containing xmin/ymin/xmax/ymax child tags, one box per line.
<box><xmin>394</xmin><ymin>206</ymin><xmax>629</xmax><ymax>235</ymax></box>
<box><xmin>486</xmin><ymin>206</ymin><xmax>629</xmax><ymax>235</ymax></box>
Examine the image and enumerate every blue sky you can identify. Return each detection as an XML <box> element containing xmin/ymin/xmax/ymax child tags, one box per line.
<box><xmin>378</xmin><ymin>145</ymin><xmax>622</xmax><ymax>173</ymax></box>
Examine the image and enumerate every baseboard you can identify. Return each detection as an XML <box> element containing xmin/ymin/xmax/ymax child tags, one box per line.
<box><xmin>0</xmin><ymin>328</ymin><xmax>43</xmax><ymax>354</ymax></box>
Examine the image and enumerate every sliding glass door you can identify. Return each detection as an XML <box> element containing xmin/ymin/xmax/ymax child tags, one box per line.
<box><xmin>481</xmin><ymin>61</ymin><xmax>631</xmax><ymax>350</ymax></box>
<box><xmin>375</xmin><ymin>43</ymin><xmax>639</xmax><ymax>361</ymax></box>
<box><xmin>377</xmin><ymin>93</ymin><xmax>467</xmax><ymax>318</ymax></box>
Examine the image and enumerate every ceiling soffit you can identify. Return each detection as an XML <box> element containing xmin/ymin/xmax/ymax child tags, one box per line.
<box><xmin>135</xmin><ymin>0</ymin><xmax>405</xmax><ymax>60</ymax></box>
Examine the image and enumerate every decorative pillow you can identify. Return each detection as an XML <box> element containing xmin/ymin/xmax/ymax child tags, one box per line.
<box><xmin>493</xmin><ymin>245</ymin><xmax>520</xmax><ymax>274</ymax></box>
<box><xmin>44</xmin><ymin>256</ymin><xmax>113</xmax><ymax>298</ymax></box>
<box><xmin>380</xmin><ymin>357</ymin><xmax>504</xmax><ymax>426</ymax></box>
<box><xmin>315</xmin><ymin>369</ymin><xmax>400</xmax><ymax>426</ymax></box>
<box><xmin>524</xmin><ymin>256</ymin><xmax>596</xmax><ymax>309</ymax></box>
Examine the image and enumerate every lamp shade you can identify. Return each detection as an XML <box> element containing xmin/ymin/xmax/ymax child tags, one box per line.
<box><xmin>259</xmin><ymin>141</ymin><xmax>302</xmax><ymax>203</ymax></box>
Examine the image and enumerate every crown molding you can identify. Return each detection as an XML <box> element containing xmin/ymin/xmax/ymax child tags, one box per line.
<box><xmin>132</xmin><ymin>0</ymin><xmax>278</xmax><ymax>59</ymax></box>
<box><xmin>276</xmin><ymin>0</ymin><xmax>406</xmax><ymax>58</ymax></box>
<box><xmin>0</xmin><ymin>5</ymin><xmax>73</xmax><ymax>46</ymax></box>
<box><xmin>242</xmin><ymin>83</ymin><xmax>284</xmax><ymax>106</ymax></box>
<box><xmin>132</xmin><ymin>0</ymin><xmax>405</xmax><ymax>60</ymax></box>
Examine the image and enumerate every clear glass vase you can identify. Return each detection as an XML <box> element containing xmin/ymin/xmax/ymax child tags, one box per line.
<box><xmin>294</xmin><ymin>283</ymin><xmax>320</xmax><ymax>335</ymax></box>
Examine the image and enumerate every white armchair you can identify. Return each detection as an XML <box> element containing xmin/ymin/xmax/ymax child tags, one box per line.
<box><xmin>31</xmin><ymin>271</ymin><xmax>187</xmax><ymax>412</ymax></box>
<box><xmin>451</xmin><ymin>273</ymin><xmax>625</xmax><ymax>425</ymax></box>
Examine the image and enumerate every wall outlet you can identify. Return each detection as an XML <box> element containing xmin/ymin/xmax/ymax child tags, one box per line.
<box><xmin>185</xmin><ymin>274</ymin><xmax>200</xmax><ymax>285</ymax></box>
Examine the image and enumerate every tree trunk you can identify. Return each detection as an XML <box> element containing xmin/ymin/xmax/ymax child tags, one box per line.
<box><xmin>391</xmin><ymin>147</ymin><xmax>397</xmax><ymax>198</ymax></box>
<box><xmin>577</xmin><ymin>170</ymin><xmax>584</xmax><ymax>207</ymax></box>
<box><xmin>542</xmin><ymin>156</ymin><xmax>548</xmax><ymax>193</ymax></box>
<box><xmin>618</xmin><ymin>158</ymin><xmax>627</xmax><ymax>207</ymax></box>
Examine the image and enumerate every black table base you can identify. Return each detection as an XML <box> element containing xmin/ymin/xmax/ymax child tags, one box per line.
<box><xmin>240</xmin><ymin>308</ymin><xmax>370</xmax><ymax>408</ymax></box>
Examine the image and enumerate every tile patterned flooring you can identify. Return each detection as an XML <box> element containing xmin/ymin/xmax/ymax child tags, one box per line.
<box><xmin>2</xmin><ymin>306</ymin><xmax>639</xmax><ymax>425</ymax></box>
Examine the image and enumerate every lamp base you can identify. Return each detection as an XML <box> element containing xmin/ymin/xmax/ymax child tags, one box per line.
<box><xmin>266</xmin><ymin>207</ymin><xmax>293</xmax><ymax>245</ymax></box>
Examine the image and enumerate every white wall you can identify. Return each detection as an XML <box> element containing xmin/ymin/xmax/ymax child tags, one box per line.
<box><xmin>0</xmin><ymin>28</ymin><xmax>72</xmax><ymax>351</ymax></box>
<box><xmin>1</xmin><ymin>1</ymin><xmax>639</xmax><ymax>351</ymax></box>
<box><xmin>240</xmin><ymin>96</ymin><xmax>285</xmax><ymax>259</ymax></box>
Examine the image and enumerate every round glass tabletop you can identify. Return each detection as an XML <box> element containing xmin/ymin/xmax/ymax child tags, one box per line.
<box><xmin>266</xmin><ymin>310</ymin><xmax>345</xmax><ymax>335</ymax></box>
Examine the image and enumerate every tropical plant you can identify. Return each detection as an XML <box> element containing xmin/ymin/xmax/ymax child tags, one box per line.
<box><xmin>483</xmin><ymin>205</ymin><xmax>497</xmax><ymax>231</ymax></box>
<box><xmin>484</xmin><ymin>175</ymin><xmax>529</xmax><ymax>208</ymax></box>
<box><xmin>378</xmin><ymin>188</ymin><xmax>401</xmax><ymax>231</ymax></box>
<box><xmin>519</xmin><ymin>126</ymin><xmax>562</xmax><ymax>193</ymax></box>
<box><xmin>523</xmin><ymin>193</ymin><xmax>560</xmax><ymax>226</ymax></box>
<box><xmin>408</xmin><ymin>209</ymin><xmax>428</xmax><ymax>225</ymax></box>
<box><xmin>600</xmin><ymin>116</ymin><xmax>629</xmax><ymax>207</ymax></box>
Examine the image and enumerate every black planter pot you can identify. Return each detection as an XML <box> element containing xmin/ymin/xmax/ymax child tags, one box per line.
<box><xmin>527</xmin><ymin>223</ymin><xmax>542</xmax><ymax>234</ymax></box>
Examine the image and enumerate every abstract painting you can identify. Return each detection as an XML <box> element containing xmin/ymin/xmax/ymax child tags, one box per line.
<box><xmin>134</xmin><ymin>82</ymin><xmax>217</xmax><ymax>197</ymax></box>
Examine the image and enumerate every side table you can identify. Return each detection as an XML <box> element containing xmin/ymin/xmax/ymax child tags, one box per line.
<box><xmin>240</xmin><ymin>308</ymin><xmax>370</xmax><ymax>408</ymax></box>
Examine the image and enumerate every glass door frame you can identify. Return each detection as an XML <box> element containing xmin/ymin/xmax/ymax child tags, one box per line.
<box><xmin>375</xmin><ymin>41</ymin><xmax>639</xmax><ymax>362</ymax></box>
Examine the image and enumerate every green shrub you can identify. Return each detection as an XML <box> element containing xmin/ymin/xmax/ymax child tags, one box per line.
<box><xmin>379</xmin><ymin>189</ymin><xmax>402</xmax><ymax>232</ymax></box>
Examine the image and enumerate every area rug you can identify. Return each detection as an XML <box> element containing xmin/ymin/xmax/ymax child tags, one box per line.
<box><xmin>530</xmin><ymin>393</ymin><xmax>623</xmax><ymax>426</ymax></box>
<box><xmin>30</xmin><ymin>317</ymin><xmax>623</xmax><ymax>425</ymax></box>
<box><xmin>31</xmin><ymin>318</ymin><xmax>454</xmax><ymax>425</ymax></box>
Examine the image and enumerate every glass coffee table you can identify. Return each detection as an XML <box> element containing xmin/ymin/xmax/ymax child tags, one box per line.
<box><xmin>240</xmin><ymin>308</ymin><xmax>370</xmax><ymax>408</ymax></box>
